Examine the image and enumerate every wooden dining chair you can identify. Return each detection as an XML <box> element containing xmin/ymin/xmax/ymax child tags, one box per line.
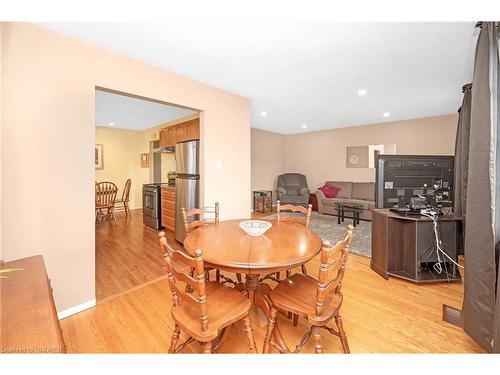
<box><xmin>182</xmin><ymin>202</ymin><xmax>220</xmax><ymax>234</ymax></box>
<box><xmin>115</xmin><ymin>178</ymin><xmax>131</xmax><ymax>217</ymax></box>
<box><xmin>263</xmin><ymin>225</ymin><xmax>353</xmax><ymax>354</ymax></box>
<box><xmin>182</xmin><ymin>203</ymin><xmax>238</xmax><ymax>284</ymax></box>
<box><xmin>95</xmin><ymin>182</ymin><xmax>118</xmax><ymax>223</ymax></box>
<box><xmin>277</xmin><ymin>200</ymin><xmax>313</xmax><ymax>228</ymax></box>
<box><xmin>160</xmin><ymin>233</ymin><xmax>258</xmax><ymax>354</ymax></box>
<box><xmin>265</xmin><ymin>200</ymin><xmax>312</xmax><ymax>281</ymax></box>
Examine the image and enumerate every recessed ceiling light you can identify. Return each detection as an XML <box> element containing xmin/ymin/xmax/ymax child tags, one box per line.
<box><xmin>301</xmin><ymin>124</ymin><xmax>308</xmax><ymax>129</ymax></box>
<box><xmin>260</xmin><ymin>111</ymin><xmax>267</xmax><ymax>117</ymax></box>
<box><xmin>357</xmin><ymin>89</ymin><xmax>367</xmax><ymax>96</ymax></box>
<box><xmin>383</xmin><ymin>112</ymin><xmax>390</xmax><ymax>117</ymax></box>
<box><xmin>108</xmin><ymin>122</ymin><xmax>115</xmax><ymax>125</ymax></box>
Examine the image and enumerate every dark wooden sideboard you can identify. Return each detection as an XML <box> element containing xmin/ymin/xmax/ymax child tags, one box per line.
<box><xmin>371</xmin><ymin>209</ymin><xmax>462</xmax><ymax>283</ymax></box>
<box><xmin>0</xmin><ymin>255</ymin><xmax>66</xmax><ymax>353</ymax></box>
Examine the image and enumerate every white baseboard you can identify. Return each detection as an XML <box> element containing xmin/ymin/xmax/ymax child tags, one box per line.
<box><xmin>57</xmin><ymin>299</ymin><xmax>96</xmax><ymax>320</ymax></box>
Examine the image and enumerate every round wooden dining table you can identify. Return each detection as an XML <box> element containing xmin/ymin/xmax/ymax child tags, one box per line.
<box><xmin>184</xmin><ymin>218</ymin><xmax>323</xmax><ymax>352</ymax></box>
<box><xmin>183</xmin><ymin>218</ymin><xmax>323</xmax><ymax>301</ymax></box>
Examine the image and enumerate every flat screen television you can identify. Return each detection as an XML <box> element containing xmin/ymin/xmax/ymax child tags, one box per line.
<box><xmin>375</xmin><ymin>155</ymin><xmax>454</xmax><ymax>209</ymax></box>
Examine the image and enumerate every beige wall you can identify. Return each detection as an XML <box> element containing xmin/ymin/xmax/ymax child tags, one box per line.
<box><xmin>285</xmin><ymin>114</ymin><xmax>458</xmax><ymax>190</ymax></box>
<box><xmin>251</xmin><ymin>128</ymin><xmax>286</xmax><ymax>205</ymax></box>
<box><xmin>1</xmin><ymin>23</ymin><xmax>251</xmax><ymax>312</ymax></box>
<box><xmin>251</xmin><ymin>114</ymin><xmax>458</xmax><ymax>198</ymax></box>
<box><xmin>95</xmin><ymin>126</ymin><xmax>149</xmax><ymax>210</ymax></box>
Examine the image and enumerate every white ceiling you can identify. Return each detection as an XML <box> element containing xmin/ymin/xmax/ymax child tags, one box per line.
<box><xmin>95</xmin><ymin>90</ymin><xmax>197</xmax><ymax>130</ymax></box>
<box><xmin>44</xmin><ymin>22</ymin><xmax>476</xmax><ymax>134</ymax></box>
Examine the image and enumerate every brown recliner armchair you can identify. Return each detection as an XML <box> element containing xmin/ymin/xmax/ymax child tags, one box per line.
<box><xmin>276</xmin><ymin>173</ymin><xmax>310</xmax><ymax>207</ymax></box>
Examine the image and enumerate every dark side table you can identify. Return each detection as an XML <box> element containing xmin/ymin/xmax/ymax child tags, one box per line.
<box><xmin>253</xmin><ymin>190</ymin><xmax>272</xmax><ymax>213</ymax></box>
<box><xmin>309</xmin><ymin>194</ymin><xmax>318</xmax><ymax>212</ymax></box>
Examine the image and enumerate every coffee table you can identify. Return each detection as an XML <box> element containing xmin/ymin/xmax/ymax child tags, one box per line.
<box><xmin>334</xmin><ymin>202</ymin><xmax>364</xmax><ymax>227</ymax></box>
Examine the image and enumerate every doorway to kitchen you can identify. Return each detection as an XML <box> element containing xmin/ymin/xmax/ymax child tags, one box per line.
<box><xmin>94</xmin><ymin>87</ymin><xmax>201</xmax><ymax>302</ymax></box>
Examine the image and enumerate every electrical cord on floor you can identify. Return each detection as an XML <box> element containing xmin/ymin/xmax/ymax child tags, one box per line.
<box><xmin>419</xmin><ymin>210</ymin><xmax>464</xmax><ymax>273</ymax></box>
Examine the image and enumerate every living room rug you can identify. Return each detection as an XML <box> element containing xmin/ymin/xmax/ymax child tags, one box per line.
<box><xmin>263</xmin><ymin>211</ymin><xmax>372</xmax><ymax>258</ymax></box>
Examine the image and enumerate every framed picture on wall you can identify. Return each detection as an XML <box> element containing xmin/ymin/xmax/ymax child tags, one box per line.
<box><xmin>95</xmin><ymin>144</ymin><xmax>103</xmax><ymax>170</ymax></box>
<box><xmin>346</xmin><ymin>145</ymin><xmax>369</xmax><ymax>168</ymax></box>
<box><xmin>141</xmin><ymin>153</ymin><xmax>149</xmax><ymax>168</ymax></box>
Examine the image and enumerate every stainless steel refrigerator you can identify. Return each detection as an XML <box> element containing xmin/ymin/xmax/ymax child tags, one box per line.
<box><xmin>175</xmin><ymin>140</ymin><xmax>200</xmax><ymax>242</ymax></box>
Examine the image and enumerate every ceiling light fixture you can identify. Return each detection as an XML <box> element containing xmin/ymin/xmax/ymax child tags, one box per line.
<box><xmin>260</xmin><ymin>111</ymin><xmax>268</xmax><ymax>117</ymax></box>
<box><xmin>108</xmin><ymin>122</ymin><xmax>115</xmax><ymax>125</ymax></box>
<box><xmin>357</xmin><ymin>89</ymin><xmax>367</xmax><ymax>96</ymax></box>
<box><xmin>383</xmin><ymin>112</ymin><xmax>390</xmax><ymax>117</ymax></box>
<box><xmin>301</xmin><ymin>124</ymin><xmax>308</xmax><ymax>129</ymax></box>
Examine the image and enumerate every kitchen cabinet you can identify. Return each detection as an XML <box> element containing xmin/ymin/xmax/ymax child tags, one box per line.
<box><xmin>185</xmin><ymin>119</ymin><xmax>200</xmax><ymax>140</ymax></box>
<box><xmin>166</xmin><ymin>126</ymin><xmax>176</xmax><ymax>147</ymax></box>
<box><xmin>159</xmin><ymin>128</ymin><xmax>168</xmax><ymax>148</ymax></box>
<box><xmin>161</xmin><ymin>186</ymin><xmax>176</xmax><ymax>232</ymax></box>
<box><xmin>174</xmin><ymin>124</ymin><xmax>187</xmax><ymax>143</ymax></box>
<box><xmin>159</xmin><ymin>118</ymin><xmax>199</xmax><ymax>147</ymax></box>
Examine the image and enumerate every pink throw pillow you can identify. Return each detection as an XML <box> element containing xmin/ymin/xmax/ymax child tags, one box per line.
<box><xmin>318</xmin><ymin>184</ymin><xmax>341</xmax><ymax>198</ymax></box>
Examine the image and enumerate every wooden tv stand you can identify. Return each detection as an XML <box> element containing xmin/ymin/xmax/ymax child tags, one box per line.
<box><xmin>370</xmin><ymin>209</ymin><xmax>462</xmax><ymax>283</ymax></box>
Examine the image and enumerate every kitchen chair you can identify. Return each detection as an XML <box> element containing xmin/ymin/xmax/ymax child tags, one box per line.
<box><xmin>158</xmin><ymin>231</ymin><xmax>195</xmax><ymax>294</ymax></box>
<box><xmin>182</xmin><ymin>203</ymin><xmax>240</xmax><ymax>285</ymax></box>
<box><xmin>277</xmin><ymin>200</ymin><xmax>313</xmax><ymax>229</ymax></box>
<box><xmin>115</xmin><ymin>178</ymin><xmax>131</xmax><ymax>217</ymax></box>
<box><xmin>160</xmin><ymin>234</ymin><xmax>257</xmax><ymax>354</ymax></box>
<box><xmin>262</xmin><ymin>201</ymin><xmax>313</xmax><ymax>283</ymax></box>
<box><xmin>263</xmin><ymin>225</ymin><xmax>353</xmax><ymax>354</ymax></box>
<box><xmin>95</xmin><ymin>182</ymin><xmax>118</xmax><ymax>223</ymax></box>
<box><xmin>182</xmin><ymin>202</ymin><xmax>220</xmax><ymax>233</ymax></box>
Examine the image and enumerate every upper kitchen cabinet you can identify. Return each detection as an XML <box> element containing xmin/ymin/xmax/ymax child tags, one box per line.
<box><xmin>185</xmin><ymin>119</ymin><xmax>200</xmax><ymax>140</ymax></box>
<box><xmin>175</xmin><ymin>124</ymin><xmax>187</xmax><ymax>143</ymax></box>
<box><xmin>159</xmin><ymin>128</ymin><xmax>168</xmax><ymax>148</ymax></box>
<box><xmin>159</xmin><ymin>118</ymin><xmax>200</xmax><ymax>147</ymax></box>
<box><xmin>160</xmin><ymin>126</ymin><xmax>177</xmax><ymax>148</ymax></box>
<box><xmin>166</xmin><ymin>126</ymin><xmax>176</xmax><ymax>146</ymax></box>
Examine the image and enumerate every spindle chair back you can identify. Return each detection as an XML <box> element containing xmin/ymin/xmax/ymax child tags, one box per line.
<box><xmin>276</xmin><ymin>200</ymin><xmax>312</xmax><ymax>228</ymax></box>
<box><xmin>315</xmin><ymin>228</ymin><xmax>353</xmax><ymax>316</ymax></box>
<box><xmin>161</xmin><ymin>235</ymin><xmax>209</xmax><ymax>332</ymax></box>
<box><xmin>182</xmin><ymin>202</ymin><xmax>220</xmax><ymax>234</ymax></box>
<box><xmin>95</xmin><ymin>182</ymin><xmax>118</xmax><ymax>223</ymax></box>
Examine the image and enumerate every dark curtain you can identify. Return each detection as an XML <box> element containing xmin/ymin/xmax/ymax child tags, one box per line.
<box><xmin>493</xmin><ymin>22</ymin><xmax>500</xmax><ymax>355</ymax></box>
<box><xmin>462</xmin><ymin>21</ymin><xmax>500</xmax><ymax>353</ymax></box>
<box><xmin>453</xmin><ymin>83</ymin><xmax>471</xmax><ymax>219</ymax></box>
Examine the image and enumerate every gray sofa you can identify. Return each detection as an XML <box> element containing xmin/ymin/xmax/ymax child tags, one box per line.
<box><xmin>315</xmin><ymin>181</ymin><xmax>375</xmax><ymax>220</ymax></box>
<box><xmin>276</xmin><ymin>173</ymin><xmax>310</xmax><ymax>207</ymax></box>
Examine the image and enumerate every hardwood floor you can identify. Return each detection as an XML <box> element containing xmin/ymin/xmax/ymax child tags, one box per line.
<box><xmin>95</xmin><ymin>209</ymin><xmax>183</xmax><ymax>302</ymax></box>
<box><xmin>77</xmin><ymin>210</ymin><xmax>483</xmax><ymax>353</ymax></box>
